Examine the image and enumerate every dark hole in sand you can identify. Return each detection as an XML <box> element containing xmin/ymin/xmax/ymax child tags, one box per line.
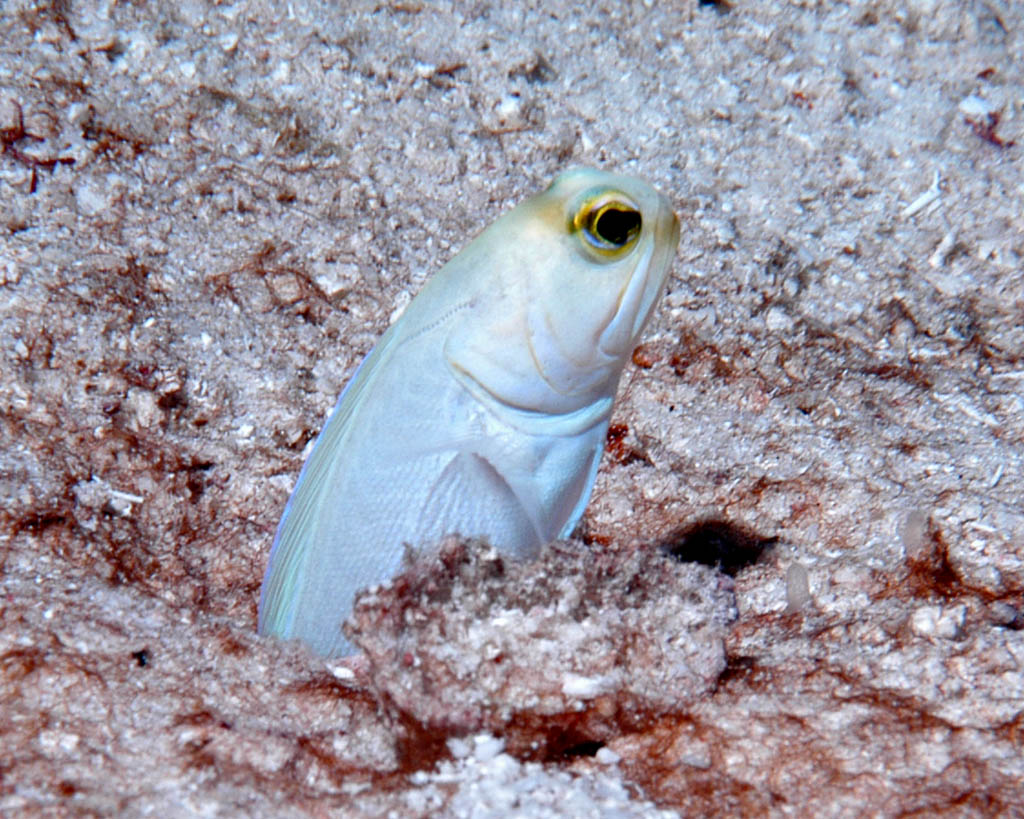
<box><xmin>548</xmin><ymin>739</ymin><xmax>605</xmax><ymax>761</ymax></box>
<box><xmin>660</xmin><ymin>518</ymin><xmax>776</xmax><ymax>576</ymax></box>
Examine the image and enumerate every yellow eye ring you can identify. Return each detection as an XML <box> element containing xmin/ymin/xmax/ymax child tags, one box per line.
<box><xmin>574</xmin><ymin>194</ymin><xmax>643</xmax><ymax>253</ymax></box>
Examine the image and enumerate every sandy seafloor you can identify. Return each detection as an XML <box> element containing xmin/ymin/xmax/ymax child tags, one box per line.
<box><xmin>1</xmin><ymin>0</ymin><xmax>1023</xmax><ymax>816</ymax></box>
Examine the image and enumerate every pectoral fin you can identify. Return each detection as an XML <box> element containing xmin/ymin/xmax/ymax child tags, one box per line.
<box><xmin>421</xmin><ymin>451</ymin><xmax>544</xmax><ymax>560</ymax></box>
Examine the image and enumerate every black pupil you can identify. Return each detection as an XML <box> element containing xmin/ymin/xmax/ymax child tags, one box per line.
<box><xmin>594</xmin><ymin>207</ymin><xmax>641</xmax><ymax>246</ymax></box>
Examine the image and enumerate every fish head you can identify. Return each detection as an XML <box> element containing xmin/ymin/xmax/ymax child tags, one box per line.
<box><xmin>529</xmin><ymin>167</ymin><xmax>681</xmax><ymax>369</ymax></box>
<box><xmin>446</xmin><ymin>168</ymin><xmax>680</xmax><ymax>426</ymax></box>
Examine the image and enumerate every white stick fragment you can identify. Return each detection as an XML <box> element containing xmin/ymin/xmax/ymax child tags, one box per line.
<box><xmin>901</xmin><ymin>171</ymin><xmax>941</xmax><ymax>219</ymax></box>
<box><xmin>989</xmin><ymin>462</ymin><xmax>1004</xmax><ymax>489</ymax></box>
<box><xmin>561</xmin><ymin>673</ymin><xmax>610</xmax><ymax>699</ymax></box>
<box><xmin>929</xmin><ymin>230</ymin><xmax>957</xmax><ymax>268</ymax></box>
<box><xmin>109</xmin><ymin>488</ymin><xmax>145</xmax><ymax>505</ymax></box>
<box><xmin>88</xmin><ymin>477</ymin><xmax>144</xmax><ymax>516</ymax></box>
<box><xmin>785</xmin><ymin>562</ymin><xmax>812</xmax><ymax>613</ymax></box>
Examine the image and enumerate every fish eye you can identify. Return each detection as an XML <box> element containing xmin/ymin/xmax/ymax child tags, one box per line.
<box><xmin>574</xmin><ymin>194</ymin><xmax>643</xmax><ymax>253</ymax></box>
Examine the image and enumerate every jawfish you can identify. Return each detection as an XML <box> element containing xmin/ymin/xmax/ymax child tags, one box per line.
<box><xmin>259</xmin><ymin>168</ymin><xmax>680</xmax><ymax>656</ymax></box>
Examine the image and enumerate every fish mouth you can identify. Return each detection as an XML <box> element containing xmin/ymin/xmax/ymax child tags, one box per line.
<box><xmin>598</xmin><ymin>204</ymin><xmax>679</xmax><ymax>358</ymax></box>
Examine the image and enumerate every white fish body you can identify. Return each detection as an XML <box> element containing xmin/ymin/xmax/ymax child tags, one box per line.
<box><xmin>259</xmin><ymin>168</ymin><xmax>680</xmax><ymax>656</ymax></box>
